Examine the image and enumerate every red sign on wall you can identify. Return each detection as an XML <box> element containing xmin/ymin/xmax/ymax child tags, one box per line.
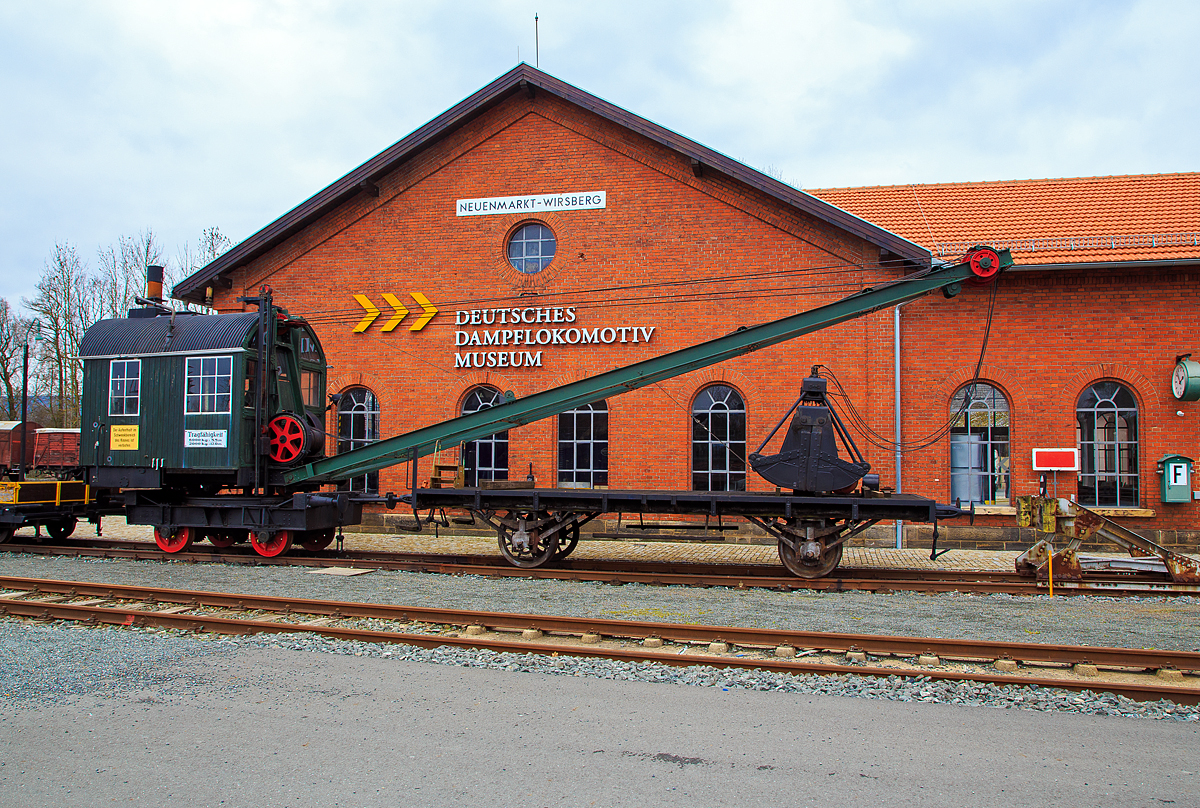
<box><xmin>1032</xmin><ymin>448</ymin><xmax>1079</xmax><ymax>471</ymax></box>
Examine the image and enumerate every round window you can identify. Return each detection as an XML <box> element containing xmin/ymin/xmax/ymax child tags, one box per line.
<box><xmin>507</xmin><ymin>222</ymin><xmax>556</xmax><ymax>274</ymax></box>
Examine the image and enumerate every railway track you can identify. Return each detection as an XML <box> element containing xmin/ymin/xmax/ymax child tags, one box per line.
<box><xmin>1</xmin><ymin>574</ymin><xmax>1196</xmax><ymax>705</ymax></box>
<box><xmin>1</xmin><ymin>538</ymin><xmax>1196</xmax><ymax>596</ymax></box>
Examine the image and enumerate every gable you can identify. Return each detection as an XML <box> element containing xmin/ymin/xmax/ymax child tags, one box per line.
<box><xmin>175</xmin><ymin>65</ymin><xmax>929</xmax><ymax>304</ymax></box>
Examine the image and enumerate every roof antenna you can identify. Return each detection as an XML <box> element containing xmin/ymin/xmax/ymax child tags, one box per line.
<box><xmin>535</xmin><ymin>13</ymin><xmax>539</xmax><ymax>67</ymax></box>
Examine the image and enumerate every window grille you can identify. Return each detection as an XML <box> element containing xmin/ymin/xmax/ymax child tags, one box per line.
<box><xmin>337</xmin><ymin>387</ymin><xmax>380</xmax><ymax>494</ymax></box>
<box><xmin>558</xmin><ymin>401</ymin><xmax>609</xmax><ymax>488</ymax></box>
<box><xmin>108</xmin><ymin>359</ymin><xmax>141</xmax><ymax>416</ymax></box>
<box><xmin>1077</xmin><ymin>382</ymin><xmax>1139</xmax><ymax>507</ymax></box>
<box><xmin>185</xmin><ymin>356</ymin><xmax>233</xmax><ymax>414</ymax></box>
<box><xmin>949</xmin><ymin>383</ymin><xmax>1010</xmax><ymax>505</ymax></box>
<box><xmin>462</xmin><ymin>387</ymin><xmax>509</xmax><ymax>486</ymax></box>
<box><xmin>691</xmin><ymin>385</ymin><xmax>746</xmax><ymax>492</ymax></box>
<box><xmin>507</xmin><ymin>222</ymin><xmax>556</xmax><ymax>274</ymax></box>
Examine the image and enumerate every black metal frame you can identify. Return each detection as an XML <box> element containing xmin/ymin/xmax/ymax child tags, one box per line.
<box><xmin>123</xmin><ymin>490</ymin><xmax>361</xmax><ymax>535</ymax></box>
<box><xmin>412</xmin><ymin>486</ymin><xmax>956</xmax><ymax>524</ymax></box>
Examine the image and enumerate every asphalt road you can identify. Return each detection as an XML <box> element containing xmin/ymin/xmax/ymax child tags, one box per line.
<box><xmin>3</xmin><ymin>638</ymin><xmax>1197</xmax><ymax>808</ymax></box>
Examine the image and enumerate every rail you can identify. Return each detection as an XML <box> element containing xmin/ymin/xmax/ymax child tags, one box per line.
<box><xmin>1</xmin><ymin>574</ymin><xmax>1194</xmax><ymax>704</ymax></box>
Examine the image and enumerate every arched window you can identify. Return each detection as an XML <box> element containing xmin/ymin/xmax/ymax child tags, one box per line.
<box><xmin>558</xmin><ymin>401</ymin><xmax>608</xmax><ymax>488</ymax></box>
<box><xmin>949</xmin><ymin>383</ymin><xmax>1010</xmax><ymax>505</ymax></box>
<box><xmin>462</xmin><ymin>386</ymin><xmax>508</xmax><ymax>486</ymax></box>
<box><xmin>337</xmin><ymin>387</ymin><xmax>379</xmax><ymax>494</ymax></box>
<box><xmin>1077</xmin><ymin>382</ymin><xmax>1139</xmax><ymax>507</ymax></box>
<box><xmin>692</xmin><ymin>385</ymin><xmax>746</xmax><ymax>492</ymax></box>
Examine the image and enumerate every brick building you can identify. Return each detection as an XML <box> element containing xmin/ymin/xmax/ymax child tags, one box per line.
<box><xmin>176</xmin><ymin>65</ymin><xmax>1200</xmax><ymax>550</ymax></box>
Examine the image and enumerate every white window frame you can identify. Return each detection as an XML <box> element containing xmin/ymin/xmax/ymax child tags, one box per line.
<box><xmin>691</xmin><ymin>384</ymin><xmax>747</xmax><ymax>492</ymax></box>
<box><xmin>462</xmin><ymin>386</ymin><xmax>509</xmax><ymax>486</ymax></box>
<box><xmin>108</xmin><ymin>359</ymin><xmax>141</xmax><ymax>416</ymax></box>
<box><xmin>507</xmin><ymin>222</ymin><xmax>556</xmax><ymax>274</ymax></box>
<box><xmin>1077</xmin><ymin>381</ymin><xmax>1140</xmax><ymax>508</ymax></box>
<box><xmin>558</xmin><ymin>401</ymin><xmax>609</xmax><ymax>489</ymax></box>
<box><xmin>949</xmin><ymin>382</ymin><xmax>1011</xmax><ymax>505</ymax></box>
<box><xmin>185</xmin><ymin>355</ymin><xmax>234</xmax><ymax>415</ymax></box>
<box><xmin>337</xmin><ymin>387</ymin><xmax>381</xmax><ymax>494</ymax></box>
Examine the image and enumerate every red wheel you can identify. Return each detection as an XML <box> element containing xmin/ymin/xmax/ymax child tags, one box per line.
<box><xmin>208</xmin><ymin>531</ymin><xmax>241</xmax><ymax>549</ymax></box>
<box><xmin>250</xmin><ymin>530</ymin><xmax>293</xmax><ymax>558</ymax></box>
<box><xmin>299</xmin><ymin>529</ymin><xmax>335</xmax><ymax>552</ymax></box>
<box><xmin>268</xmin><ymin>414</ymin><xmax>307</xmax><ymax>464</ymax></box>
<box><xmin>964</xmin><ymin>247</ymin><xmax>1001</xmax><ymax>283</ymax></box>
<box><xmin>154</xmin><ymin>526</ymin><xmax>194</xmax><ymax>554</ymax></box>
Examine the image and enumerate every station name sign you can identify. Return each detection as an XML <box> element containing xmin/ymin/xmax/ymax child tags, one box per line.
<box><xmin>454</xmin><ymin>306</ymin><xmax>655</xmax><ymax>369</ymax></box>
<box><xmin>456</xmin><ymin>192</ymin><xmax>606</xmax><ymax>217</ymax></box>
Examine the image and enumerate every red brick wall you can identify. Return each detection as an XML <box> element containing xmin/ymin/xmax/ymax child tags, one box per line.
<box><xmin>901</xmin><ymin>267</ymin><xmax>1200</xmax><ymax>531</ymax></box>
<box><xmin>212</xmin><ymin>92</ymin><xmax>1200</xmax><ymax>537</ymax></box>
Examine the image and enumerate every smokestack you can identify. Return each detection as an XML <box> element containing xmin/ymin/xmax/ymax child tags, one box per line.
<box><xmin>146</xmin><ymin>265</ymin><xmax>164</xmax><ymax>303</ymax></box>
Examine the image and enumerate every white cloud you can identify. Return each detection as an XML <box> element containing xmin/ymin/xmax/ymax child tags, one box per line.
<box><xmin>1</xmin><ymin>0</ymin><xmax>1196</xmax><ymax>308</ymax></box>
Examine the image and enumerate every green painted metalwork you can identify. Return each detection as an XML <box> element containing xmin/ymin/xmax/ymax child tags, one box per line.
<box><xmin>286</xmin><ymin>250</ymin><xmax>1012</xmax><ymax>484</ymax></box>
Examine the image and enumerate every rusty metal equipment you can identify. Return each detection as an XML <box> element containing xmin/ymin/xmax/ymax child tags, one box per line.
<box><xmin>1015</xmin><ymin>496</ymin><xmax>1200</xmax><ymax>584</ymax></box>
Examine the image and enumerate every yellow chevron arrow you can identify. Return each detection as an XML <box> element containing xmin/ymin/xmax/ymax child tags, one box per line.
<box><xmin>410</xmin><ymin>292</ymin><xmax>438</xmax><ymax>331</ymax></box>
<box><xmin>352</xmin><ymin>294</ymin><xmax>380</xmax><ymax>333</ymax></box>
<box><xmin>380</xmin><ymin>293</ymin><xmax>409</xmax><ymax>332</ymax></box>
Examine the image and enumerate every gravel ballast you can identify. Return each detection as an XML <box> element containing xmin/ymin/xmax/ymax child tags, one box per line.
<box><xmin>1</xmin><ymin>553</ymin><xmax>1197</xmax><ymax>649</ymax></box>
<box><xmin>1</xmin><ymin>620</ymin><xmax>1197</xmax><ymax>722</ymax></box>
<box><xmin>1</xmin><ymin>553</ymin><xmax>1198</xmax><ymax>721</ymax></box>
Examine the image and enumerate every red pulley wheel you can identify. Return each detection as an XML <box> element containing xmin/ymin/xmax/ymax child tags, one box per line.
<box><xmin>964</xmin><ymin>247</ymin><xmax>1001</xmax><ymax>283</ymax></box>
<box><xmin>268</xmin><ymin>413</ymin><xmax>307</xmax><ymax>463</ymax></box>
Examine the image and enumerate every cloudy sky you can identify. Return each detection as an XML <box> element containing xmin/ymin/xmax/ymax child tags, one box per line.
<box><xmin>1</xmin><ymin>0</ymin><xmax>1195</xmax><ymax>310</ymax></box>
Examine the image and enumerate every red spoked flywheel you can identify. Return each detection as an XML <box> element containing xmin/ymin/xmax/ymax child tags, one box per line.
<box><xmin>963</xmin><ymin>246</ymin><xmax>1002</xmax><ymax>283</ymax></box>
<box><xmin>267</xmin><ymin>413</ymin><xmax>308</xmax><ymax>464</ymax></box>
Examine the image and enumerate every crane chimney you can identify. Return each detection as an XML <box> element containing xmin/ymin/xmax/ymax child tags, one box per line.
<box><xmin>146</xmin><ymin>265</ymin><xmax>164</xmax><ymax>303</ymax></box>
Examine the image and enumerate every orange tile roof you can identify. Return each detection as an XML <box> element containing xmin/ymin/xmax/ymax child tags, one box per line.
<box><xmin>808</xmin><ymin>172</ymin><xmax>1200</xmax><ymax>266</ymax></box>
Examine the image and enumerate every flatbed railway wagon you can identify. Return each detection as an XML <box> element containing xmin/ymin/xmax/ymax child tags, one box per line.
<box><xmin>3</xmin><ymin>247</ymin><xmax>1010</xmax><ymax>577</ymax></box>
<box><xmin>286</xmin><ymin>246</ymin><xmax>1012</xmax><ymax>577</ymax></box>
<box><xmin>0</xmin><ymin>425</ymin><xmax>89</xmax><ymax>540</ymax></box>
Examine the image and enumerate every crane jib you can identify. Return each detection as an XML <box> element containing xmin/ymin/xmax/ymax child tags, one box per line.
<box><xmin>285</xmin><ymin>249</ymin><xmax>1012</xmax><ymax>485</ymax></box>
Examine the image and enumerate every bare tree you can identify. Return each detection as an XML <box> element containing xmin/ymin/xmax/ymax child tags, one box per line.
<box><xmin>200</xmin><ymin>226</ymin><xmax>232</xmax><ymax>263</ymax></box>
<box><xmin>24</xmin><ymin>242</ymin><xmax>101</xmax><ymax>427</ymax></box>
<box><xmin>97</xmin><ymin>229</ymin><xmax>167</xmax><ymax>320</ymax></box>
<box><xmin>0</xmin><ymin>299</ymin><xmax>33</xmax><ymax>420</ymax></box>
<box><xmin>17</xmin><ymin>227</ymin><xmax>231</xmax><ymax>427</ymax></box>
<box><xmin>172</xmin><ymin>226</ymin><xmax>231</xmax><ymax>311</ymax></box>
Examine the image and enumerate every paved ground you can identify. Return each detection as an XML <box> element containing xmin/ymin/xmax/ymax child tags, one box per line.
<box><xmin>3</xmin><ymin>635</ymin><xmax>1198</xmax><ymax>808</ymax></box>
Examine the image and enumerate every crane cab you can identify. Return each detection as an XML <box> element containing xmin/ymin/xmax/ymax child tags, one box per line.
<box><xmin>79</xmin><ymin>304</ymin><xmax>327</xmax><ymax>493</ymax></box>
